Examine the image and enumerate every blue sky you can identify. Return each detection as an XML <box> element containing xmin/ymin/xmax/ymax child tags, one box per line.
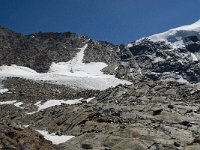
<box><xmin>0</xmin><ymin>0</ymin><xmax>200</xmax><ymax>44</ymax></box>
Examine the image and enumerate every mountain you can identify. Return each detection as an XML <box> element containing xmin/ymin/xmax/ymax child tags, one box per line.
<box><xmin>0</xmin><ymin>21</ymin><xmax>200</xmax><ymax>150</ymax></box>
<box><xmin>124</xmin><ymin>20</ymin><xmax>200</xmax><ymax>84</ymax></box>
<box><xmin>148</xmin><ymin>19</ymin><xmax>200</xmax><ymax>48</ymax></box>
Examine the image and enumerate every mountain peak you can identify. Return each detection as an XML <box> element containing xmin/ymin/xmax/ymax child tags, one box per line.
<box><xmin>170</xmin><ymin>19</ymin><xmax>200</xmax><ymax>32</ymax></box>
<box><xmin>146</xmin><ymin>19</ymin><xmax>200</xmax><ymax>48</ymax></box>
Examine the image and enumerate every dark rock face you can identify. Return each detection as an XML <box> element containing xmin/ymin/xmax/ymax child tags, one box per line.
<box><xmin>186</xmin><ymin>41</ymin><xmax>200</xmax><ymax>52</ymax></box>
<box><xmin>117</xmin><ymin>38</ymin><xmax>200</xmax><ymax>83</ymax></box>
<box><xmin>129</xmin><ymin>39</ymin><xmax>170</xmax><ymax>55</ymax></box>
<box><xmin>0</xmin><ymin>123</ymin><xmax>59</xmax><ymax>150</ymax></box>
<box><xmin>184</xmin><ymin>36</ymin><xmax>199</xmax><ymax>43</ymax></box>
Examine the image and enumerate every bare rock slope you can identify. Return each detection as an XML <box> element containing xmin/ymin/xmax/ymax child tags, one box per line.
<box><xmin>0</xmin><ymin>20</ymin><xmax>200</xmax><ymax>149</ymax></box>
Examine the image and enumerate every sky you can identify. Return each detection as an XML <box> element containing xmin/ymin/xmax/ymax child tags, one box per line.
<box><xmin>0</xmin><ymin>0</ymin><xmax>200</xmax><ymax>44</ymax></box>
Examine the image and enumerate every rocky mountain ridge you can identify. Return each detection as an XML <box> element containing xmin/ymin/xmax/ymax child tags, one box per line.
<box><xmin>0</xmin><ymin>20</ymin><xmax>200</xmax><ymax>150</ymax></box>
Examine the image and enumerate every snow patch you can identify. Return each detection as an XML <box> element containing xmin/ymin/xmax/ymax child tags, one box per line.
<box><xmin>23</xmin><ymin>125</ymin><xmax>30</xmax><ymax>128</ymax></box>
<box><xmin>48</xmin><ymin>44</ymin><xmax>109</xmax><ymax>78</ymax></box>
<box><xmin>0</xmin><ymin>88</ymin><xmax>9</xmax><ymax>94</ymax></box>
<box><xmin>191</xmin><ymin>53</ymin><xmax>198</xmax><ymax>61</ymax></box>
<box><xmin>0</xmin><ymin>100</ymin><xmax>17</xmax><ymax>105</ymax></box>
<box><xmin>177</xmin><ymin>76</ymin><xmax>189</xmax><ymax>84</ymax></box>
<box><xmin>14</xmin><ymin>102</ymin><xmax>24</xmax><ymax>108</ymax></box>
<box><xmin>0</xmin><ymin>44</ymin><xmax>131</xmax><ymax>90</ymax></box>
<box><xmin>152</xmin><ymin>57</ymin><xmax>165</xmax><ymax>63</ymax></box>
<box><xmin>0</xmin><ymin>100</ymin><xmax>24</xmax><ymax>108</ymax></box>
<box><xmin>0</xmin><ymin>65</ymin><xmax>38</xmax><ymax>77</ymax></box>
<box><xmin>127</xmin><ymin>43</ymin><xmax>133</xmax><ymax>48</ymax></box>
<box><xmin>27</xmin><ymin>97</ymin><xmax>95</xmax><ymax>114</ymax></box>
<box><xmin>36</xmin><ymin>130</ymin><xmax>74</xmax><ymax>145</ymax></box>
<box><xmin>36</xmin><ymin>99</ymin><xmax>83</xmax><ymax>111</ymax></box>
<box><xmin>138</xmin><ymin>67</ymin><xmax>142</xmax><ymax>75</ymax></box>
<box><xmin>85</xmin><ymin>97</ymin><xmax>95</xmax><ymax>103</ymax></box>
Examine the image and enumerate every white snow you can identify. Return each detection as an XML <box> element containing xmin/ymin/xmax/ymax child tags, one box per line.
<box><xmin>147</xmin><ymin>19</ymin><xmax>200</xmax><ymax>48</ymax></box>
<box><xmin>0</xmin><ymin>88</ymin><xmax>9</xmax><ymax>94</ymax></box>
<box><xmin>127</xmin><ymin>43</ymin><xmax>133</xmax><ymax>48</ymax></box>
<box><xmin>0</xmin><ymin>100</ymin><xmax>24</xmax><ymax>108</ymax></box>
<box><xmin>0</xmin><ymin>65</ymin><xmax>38</xmax><ymax>77</ymax></box>
<box><xmin>26</xmin><ymin>111</ymin><xmax>37</xmax><ymax>115</ymax></box>
<box><xmin>191</xmin><ymin>53</ymin><xmax>198</xmax><ymax>61</ymax></box>
<box><xmin>149</xmin><ymin>72</ymin><xmax>161</xmax><ymax>75</ymax></box>
<box><xmin>36</xmin><ymin>99</ymin><xmax>83</xmax><ymax>111</ymax></box>
<box><xmin>0</xmin><ymin>44</ymin><xmax>131</xmax><ymax>90</ymax></box>
<box><xmin>48</xmin><ymin>44</ymin><xmax>109</xmax><ymax>78</ymax></box>
<box><xmin>177</xmin><ymin>76</ymin><xmax>189</xmax><ymax>84</ymax></box>
<box><xmin>27</xmin><ymin>97</ymin><xmax>95</xmax><ymax>114</ymax></box>
<box><xmin>86</xmin><ymin>97</ymin><xmax>95</xmax><ymax>103</ymax></box>
<box><xmin>0</xmin><ymin>100</ymin><xmax>17</xmax><ymax>105</ymax></box>
<box><xmin>138</xmin><ymin>67</ymin><xmax>142</xmax><ymax>75</ymax></box>
<box><xmin>36</xmin><ymin>130</ymin><xmax>74</xmax><ymax>145</ymax></box>
<box><xmin>14</xmin><ymin>102</ymin><xmax>24</xmax><ymax>108</ymax></box>
<box><xmin>23</xmin><ymin>125</ymin><xmax>30</xmax><ymax>128</ymax></box>
<box><xmin>152</xmin><ymin>57</ymin><xmax>165</xmax><ymax>63</ymax></box>
<box><xmin>175</xmin><ymin>20</ymin><xmax>200</xmax><ymax>31</ymax></box>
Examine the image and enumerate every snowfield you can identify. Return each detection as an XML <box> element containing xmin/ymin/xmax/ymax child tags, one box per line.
<box><xmin>36</xmin><ymin>130</ymin><xmax>74</xmax><ymax>145</ymax></box>
<box><xmin>148</xmin><ymin>19</ymin><xmax>200</xmax><ymax>48</ymax></box>
<box><xmin>27</xmin><ymin>97</ymin><xmax>95</xmax><ymax>114</ymax></box>
<box><xmin>0</xmin><ymin>100</ymin><xmax>24</xmax><ymax>108</ymax></box>
<box><xmin>0</xmin><ymin>88</ymin><xmax>9</xmax><ymax>94</ymax></box>
<box><xmin>35</xmin><ymin>98</ymin><xmax>83</xmax><ymax>111</ymax></box>
<box><xmin>0</xmin><ymin>100</ymin><xmax>17</xmax><ymax>105</ymax></box>
<box><xmin>0</xmin><ymin>44</ymin><xmax>131</xmax><ymax>90</ymax></box>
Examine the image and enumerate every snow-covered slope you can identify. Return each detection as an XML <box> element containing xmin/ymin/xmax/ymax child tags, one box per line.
<box><xmin>148</xmin><ymin>19</ymin><xmax>200</xmax><ymax>48</ymax></box>
<box><xmin>48</xmin><ymin>44</ymin><xmax>109</xmax><ymax>78</ymax></box>
<box><xmin>0</xmin><ymin>44</ymin><xmax>131</xmax><ymax>90</ymax></box>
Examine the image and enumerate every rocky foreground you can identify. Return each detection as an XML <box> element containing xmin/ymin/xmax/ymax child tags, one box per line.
<box><xmin>0</xmin><ymin>123</ymin><xmax>59</xmax><ymax>150</ymax></box>
<box><xmin>0</xmin><ymin>77</ymin><xmax>199</xmax><ymax>150</ymax></box>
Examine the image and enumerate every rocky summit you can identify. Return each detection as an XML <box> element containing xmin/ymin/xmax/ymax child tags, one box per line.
<box><xmin>0</xmin><ymin>20</ymin><xmax>200</xmax><ymax>150</ymax></box>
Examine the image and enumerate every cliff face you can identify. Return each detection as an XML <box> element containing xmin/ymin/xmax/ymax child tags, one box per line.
<box><xmin>0</xmin><ymin>21</ymin><xmax>200</xmax><ymax>150</ymax></box>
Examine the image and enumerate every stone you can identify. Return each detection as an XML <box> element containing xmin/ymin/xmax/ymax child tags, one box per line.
<box><xmin>184</xmin><ymin>145</ymin><xmax>200</xmax><ymax>150</ymax></box>
<box><xmin>112</xmin><ymin>139</ymin><xmax>147</xmax><ymax>150</ymax></box>
<box><xmin>158</xmin><ymin>111</ymin><xmax>182</xmax><ymax>123</ymax></box>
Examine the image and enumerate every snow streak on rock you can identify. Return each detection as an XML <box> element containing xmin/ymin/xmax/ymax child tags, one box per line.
<box><xmin>0</xmin><ymin>100</ymin><xmax>24</xmax><ymax>108</ymax></box>
<box><xmin>36</xmin><ymin>130</ymin><xmax>74</xmax><ymax>145</ymax></box>
<box><xmin>0</xmin><ymin>88</ymin><xmax>9</xmax><ymax>94</ymax></box>
<box><xmin>27</xmin><ymin>97</ymin><xmax>95</xmax><ymax>114</ymax></box>
<box><xmin>0</xmin><ymin>100</ymin><xmax>17</xmax><ymax>105</ymax></box>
